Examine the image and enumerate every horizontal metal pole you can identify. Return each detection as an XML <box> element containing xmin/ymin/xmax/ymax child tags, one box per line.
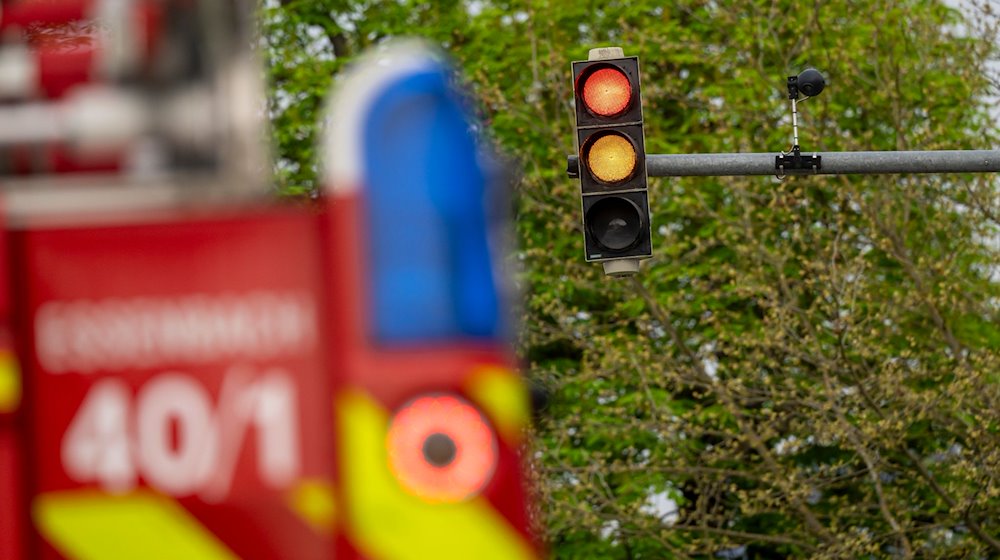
<box><xmin>567</xmin><ymin>150</ymin><xmax>1000</xmax><ymax>177</ymax></box>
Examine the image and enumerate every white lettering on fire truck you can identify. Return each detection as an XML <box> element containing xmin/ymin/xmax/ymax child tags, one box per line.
<box><xmin>34</xmin><ymin>292</ymin><xmax>317</xmax><ymax>374</ymax></box>
<box><xmin>62</xmin><ymin>367</ymin><xmax>301</xmax><ymax>499</ymax></box>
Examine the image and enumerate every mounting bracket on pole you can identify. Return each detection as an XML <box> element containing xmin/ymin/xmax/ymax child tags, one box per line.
<box><xmin>775</xmin><ymin>146</ymin><xmax>821</xmax><ymax>174</ymax></box>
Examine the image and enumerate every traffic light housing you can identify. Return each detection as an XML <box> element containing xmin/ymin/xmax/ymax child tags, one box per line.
<box><xmin>572</xmin><ymin>53</ymin><xmax>652</xmax><ymax>273</ymax></box>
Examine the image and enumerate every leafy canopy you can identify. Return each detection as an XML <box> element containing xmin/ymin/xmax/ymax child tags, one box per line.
<box><xmin>262</xmin><ymin>1</ymin><xmax>1000</xmax><ymax>557</ymax></box>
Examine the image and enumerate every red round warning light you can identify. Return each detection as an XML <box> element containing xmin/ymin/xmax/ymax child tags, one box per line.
<box><xmin>387</xmin><ymin>394</ymin><xmax>498</xmax><ymax>503</ymax></box>
<box><xmin>581</xmin><ymin>67</ymin><xmax>632</xmax><ymax>117</ymax></box>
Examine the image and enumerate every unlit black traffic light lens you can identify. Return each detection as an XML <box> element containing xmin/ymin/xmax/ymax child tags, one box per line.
<box><xmin>586</xmin><ymin>197</ymin><xmax>644</xmax><ymax>251</ymax></box>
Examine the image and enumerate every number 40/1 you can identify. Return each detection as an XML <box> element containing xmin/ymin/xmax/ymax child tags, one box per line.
<box><xmin>61</xmin><ymin>367</ymin><xmax>302</xmax><ymax>500</ymax></box>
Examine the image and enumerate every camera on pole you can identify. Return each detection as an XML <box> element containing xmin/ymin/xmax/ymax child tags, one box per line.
<box><xmin>775</xmin><ymin>68</ymin><xmax>827</xmax><ymax>177</ymax></box>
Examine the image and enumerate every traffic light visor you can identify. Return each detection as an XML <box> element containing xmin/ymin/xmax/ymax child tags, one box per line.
<box><xmin>586</xmin><ymin>196</ymin><xmax>644</xmax><ymax>251</ymax></box>
<box><xmin>581</xmin><ymin>67</ymin><xmax>632</xmax><ymax>117</ymax></box>
<box><xmin>386</xmin><ymin>394</ymin><xmax>498</xmax><ymax>503</ymax></box>
<box><xmin>584</xmin><ymin>132</ymin><xmax>637</xmax><ymax>184</ymax></box>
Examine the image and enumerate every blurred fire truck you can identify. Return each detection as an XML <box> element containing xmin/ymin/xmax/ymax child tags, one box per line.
<box><xmin>0</xmin><ymin>1</ymin><xmax>539</xmax><ymax>559</ymax></box>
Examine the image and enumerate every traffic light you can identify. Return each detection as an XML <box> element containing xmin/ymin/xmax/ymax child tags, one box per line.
<box><xmin>572</xmin><ymin>49</ymin><xmax>652</xmax><ymax>275</ymax></box>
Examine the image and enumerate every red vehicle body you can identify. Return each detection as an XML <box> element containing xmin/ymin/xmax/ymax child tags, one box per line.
<box><xmin>0</xmin><ymin>2</ymin><xmax>539</xmax><ymax>559</ymax></box>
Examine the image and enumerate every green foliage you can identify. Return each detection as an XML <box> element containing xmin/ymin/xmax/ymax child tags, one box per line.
<box><xmin>262</xmin><ymin>1</ymin><xmax>1000</xmax><ymax>557</ymax></box>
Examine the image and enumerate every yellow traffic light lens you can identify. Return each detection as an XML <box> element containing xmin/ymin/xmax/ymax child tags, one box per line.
<box><xmin>582</xmin><ymin>67</ymin><xmax>632</xmax><ymax>117</ymax></box>
<box><xmin>586</xmin><ymin>133</ymin><xmax>637</xmax><ymax>184</ymax></box>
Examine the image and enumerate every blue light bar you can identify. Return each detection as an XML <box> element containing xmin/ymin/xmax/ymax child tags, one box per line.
<box><xmin>361</xmin><ymin>58</ymin><xmax>501</xmax><ymax>343</ymax></box>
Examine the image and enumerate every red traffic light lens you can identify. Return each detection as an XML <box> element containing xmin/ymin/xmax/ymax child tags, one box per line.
<box><xmin>581</xmin><ymin>67</ymin><xmax>632</xmax><ymax>117</ymax></box>
<box><xmin>386</xmin><ymin>394</ymin><xmax>498</xmax><ymax>503</ymax></box>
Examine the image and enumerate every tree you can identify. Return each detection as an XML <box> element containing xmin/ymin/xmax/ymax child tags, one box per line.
<box><xmin>261</xmin><ymin>1</ymin><xmax>1000</xmax><ymax>557</ymax></box>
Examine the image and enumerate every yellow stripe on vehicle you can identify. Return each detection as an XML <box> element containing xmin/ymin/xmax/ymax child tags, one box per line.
<box><xmin>0</xmin><ymin>350</ymin><xmax>20</xmax><ymax>414</ymax></box>
<box><xmin>464</xmin><ymin>365</ymin><xmax>530</xmax><ymax>445</ymax></box>
<box><xmin>288</xmin><ymin>478</ymin><xmax>337</xmax><ymax>534</ymax></box>
<box><xmin>34</xmin><ymin>490</ymin><xmax>238</xmax><ymax>560</ymax></box>
<box><xmin>337</xmin><ymin>389</ymin><xmax>536</xmax><ymax>560</ymax></box>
